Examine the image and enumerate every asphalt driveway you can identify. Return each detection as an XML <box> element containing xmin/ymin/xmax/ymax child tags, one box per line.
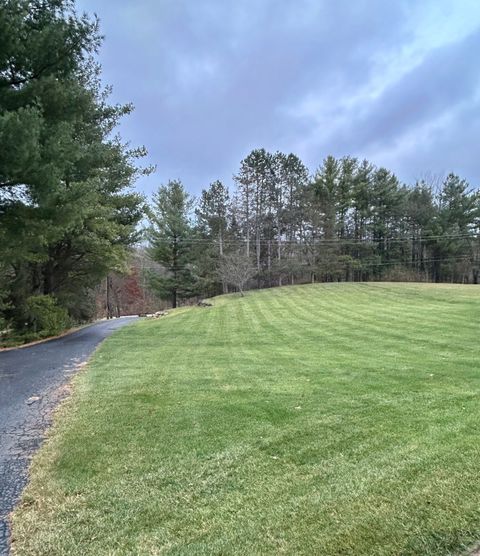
<box><xmin>0</xmin><ymin>317</ymin><xmax>138</xmax><ymax>555</ymax></box>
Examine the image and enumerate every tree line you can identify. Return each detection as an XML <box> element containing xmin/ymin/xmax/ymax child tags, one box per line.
<box><xmin>147</xmin><ymin>151</ymin><xmax>480</xmax><ymax>307</ymax></box>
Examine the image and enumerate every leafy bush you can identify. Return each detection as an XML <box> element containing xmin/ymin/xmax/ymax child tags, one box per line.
<box><xmin>25</xmin><ymin>295</ymin><xmax>70</xmax><ymax>337</ymax></box>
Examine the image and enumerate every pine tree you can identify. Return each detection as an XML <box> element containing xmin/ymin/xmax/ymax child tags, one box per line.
<box><xmin>0</xmin><ymin>0</ymin><xmax>147</xmax><ymax>331</ymax></box>
<box><xmin>147</xmin><ymin>181</ymin><xmax>198</xmax><ymax>308</ymax></box>
<box><xmin>196</xmin><ymin>180</ymin><xmax>230</xmax><ymax>256</ymax></box>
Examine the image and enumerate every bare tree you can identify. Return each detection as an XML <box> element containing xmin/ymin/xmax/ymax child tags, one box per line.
<box><xmin>218</xmin><ymin>252</ymin><xmax>256</xmax><ymax>296</ymax></box>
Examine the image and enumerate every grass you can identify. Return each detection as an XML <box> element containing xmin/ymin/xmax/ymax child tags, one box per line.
<box><xmin>0</xmin><ymin>323</ymin><xmax>89</xmax><ymax>349</ymax></box>
<box><xmin>11</xmin><ymin>282</ymin><xmax>480</xmax><ymax>555</ymax></box>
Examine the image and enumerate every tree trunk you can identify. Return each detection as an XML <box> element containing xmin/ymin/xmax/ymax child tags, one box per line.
<box><xmin>43</xmin><ymin>260</ymin><xmax>54</xmax><ymax>295</ymax></box>
<box><xmin>106</xmin><ymin>275</ymin><xmax>113</xmax><ymax>319</ymax></box>
<box><xmin>256</xmin><ymin>232</ymin><xmax>261</xmax><ymax>271</ymax></box>
<box><xmin>113</xmin><ymin>285</ymin><xmax>121</xmax><ymax>317</ymax></box>
<box><xmin>219</xmin><ymin>230</ymin><xmax>223</xmax><ymax>256</ymax></box>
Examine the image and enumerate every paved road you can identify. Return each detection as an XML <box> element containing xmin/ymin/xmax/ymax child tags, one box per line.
<box><xmin>0</xmin><ymin>317</ymin><xmax>138</xmax><ymax>555</ymax></box>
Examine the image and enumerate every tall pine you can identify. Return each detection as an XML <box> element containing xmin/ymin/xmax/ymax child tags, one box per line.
<box><xmin>148</xmin><ymin>181</ymin><xmax>198</xmax><ymax>308</ymax></box>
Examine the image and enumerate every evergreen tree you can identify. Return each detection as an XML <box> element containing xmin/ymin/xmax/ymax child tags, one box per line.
<box><xmin>196</xmin><ymin>180</ymin><xmax>230</xmax><ymax>256</ymax></box>
<box><xmin>311</xmin><ymin>156</ymin><xmax>341</xmax><ymax>281</ymax></box>
<box><xmin>195</xmin><ymin>180</ymin><xmax>231</xmax><ymax>294</ymax></box>
<box><xmin>147</xmin><ymin>181</ymin><xmax>198</xmax><ymax>308</ymax></box>
<box><xmin>405</xmin><ymin>183</ymin><xmax>435</xmax><ymax>276</ymax></box>
<box><xmin>0</xmin><ymin>0</ymin><xmax>148</xmax><ymax>331</ymax></box>
<box><xmin>429</xmin><ymin>174</ymin><xmax>478</xmax><ymax>282</ymax></box>
<box><xmin>234</xmin><ymin>149</ymin><xmax>274</xmax><ymax>272</ymax></box>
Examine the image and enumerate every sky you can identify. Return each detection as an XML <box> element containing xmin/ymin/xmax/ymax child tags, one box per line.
<box><xmin>76</xmin><ymin>0</ymin><xmax>480</xmax><ymax>196</ymax></box>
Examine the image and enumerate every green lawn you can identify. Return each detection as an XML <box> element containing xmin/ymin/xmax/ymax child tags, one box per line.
<box><xmin>11</xmin><ymin>283</ymin><xmax>480</xmax><ymax>555</ymax></box>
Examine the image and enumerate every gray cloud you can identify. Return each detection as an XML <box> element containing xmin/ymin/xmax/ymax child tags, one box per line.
<box><xmin>316</xmin><ymin>28</ymin><xmax>480</xmax><ymax>152</ymax></box>
<box><xmin>374</xmin><ymin>95</ymin><xmax>480</xmax><ymax>185</ymax></box>
<box><xmin>77</xmin><ymin>0</ymin><xmax>480</xmax><ymax>193</ymax></box>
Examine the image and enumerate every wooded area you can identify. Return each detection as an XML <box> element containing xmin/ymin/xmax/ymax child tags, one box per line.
<box><xmin>147</xmin><ymin>153</ymin><xmax>480</xmax><ymax>307</ymax></box>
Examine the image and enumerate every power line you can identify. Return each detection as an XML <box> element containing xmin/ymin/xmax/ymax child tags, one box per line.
<box><xmin>138</xmin><ymin>255</ymin><xmax>474</xmax><ymax>272</ymax></box>
<box><xmin>143</xmin><ymin>233</ymin><xmax>479</xmax><ymax>245</ymax></box>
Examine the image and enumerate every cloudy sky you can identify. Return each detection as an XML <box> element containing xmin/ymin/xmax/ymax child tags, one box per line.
<box><xmin>76</xmin><ymin>0</ymin><xmax>480</xmax><ymax>196</ymax></box>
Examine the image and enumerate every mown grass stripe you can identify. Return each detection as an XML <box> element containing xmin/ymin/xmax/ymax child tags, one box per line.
<box><xmin>11</xmin><ymin>283</ymin><xmax>480</xmax><ymax>556</ymax></box>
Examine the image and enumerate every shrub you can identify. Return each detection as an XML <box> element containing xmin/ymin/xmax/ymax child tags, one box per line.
<box><xmin>382</xmin><ymin>266</ymin><xmax>427</xmax><ymax>282</ymax></box>
<box><xmin>25</xmin><ymin>295</ymin><xmax>70</xmax><ymax>337</ymax></box>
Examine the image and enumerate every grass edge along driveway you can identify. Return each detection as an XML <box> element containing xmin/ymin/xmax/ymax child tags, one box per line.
<box><xmin>11</xmin><ymin>283</ymin><xmax>480</xmax><ymax>555</ymax></box>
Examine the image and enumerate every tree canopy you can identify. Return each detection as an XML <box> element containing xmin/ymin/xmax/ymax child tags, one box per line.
<box><xmin>0</xmin><ymin>0</ymin><xmax>149</xmax><ymax>336</ymax></box>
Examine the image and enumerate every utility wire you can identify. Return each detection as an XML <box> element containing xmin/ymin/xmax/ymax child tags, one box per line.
<box><xmin>139</xmin><ymin>255</ymin><xmax>474</xmax><ymax>272</ymax></box>
<box><xmin>143</xmin><ymin>233</ymin><xmax>479</xmax><ymax>245</ymax></box>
